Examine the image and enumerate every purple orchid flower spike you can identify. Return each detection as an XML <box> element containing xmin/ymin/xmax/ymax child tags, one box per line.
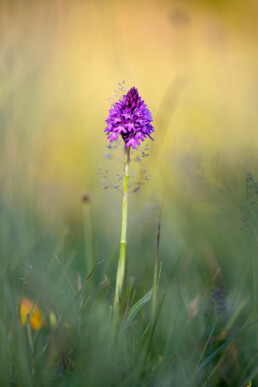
<box><xmin>105</xmin><ymin>87</ymin><xmax>154</xmax><ymax>149</ymax></box>
<box><xmin>105</xmin><ymin>86</ymin><xmax>154</xmax><ymax>320</ymax></box>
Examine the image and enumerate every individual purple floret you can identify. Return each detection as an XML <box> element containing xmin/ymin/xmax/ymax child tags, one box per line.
<box><xmin>105</xmin><ymin>87</ymin><xmax>154</xmax><ymax>149</ymax></box>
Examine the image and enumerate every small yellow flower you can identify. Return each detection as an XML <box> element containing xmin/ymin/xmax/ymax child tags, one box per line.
<box><xmin>20</xmin><ymin>297</ymin><xmax>43</xmax><ymax>330</ymax></box>
<box><xmin>246</xmin><ymin>382</ymin><xmax>252</xmax><ymax>387</ymax></box>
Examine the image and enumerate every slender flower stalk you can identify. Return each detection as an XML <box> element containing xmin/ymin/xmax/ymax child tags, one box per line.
<box><xmin>26</xmin><ymin>313</ymin><xmax>34</xmax><ymax>353</ymax></box>
<box><xmin>151</xmin><ymin>187</ymin><xmax>167</xmax><ymax>323</ymax></box>
<box><xmin>81</xmin><ymin>194</ymin><xmax>94</xmax><ymax>288</ymax></box>
<box><xmin>104</xmin><ymin>86</ymin><xmax>154</xmax><ymax>317</ymax></box>
<box><xmin>114</xmin><ymin>145</ymin><xmax>130</xmax><ymax>312</ymax></box>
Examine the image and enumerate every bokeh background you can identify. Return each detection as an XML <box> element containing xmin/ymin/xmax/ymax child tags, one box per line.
<box><xmin>1</xmin><ymin>0</ymin><xmax>258</xmax><ymax>384</ymax></box>
<box><xmin>1</xmin><ymin>0</ymin><xmax>258</xmax><ymax>276</ymax></box>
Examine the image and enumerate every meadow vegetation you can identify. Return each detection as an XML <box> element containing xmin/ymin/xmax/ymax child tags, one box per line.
<box><xmin>0</xmin><ymin>0</ymin><xmax>258</xmax><ymax>385</ymax></box>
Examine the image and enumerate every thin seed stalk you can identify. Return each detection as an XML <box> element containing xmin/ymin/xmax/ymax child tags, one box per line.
<box><xmin>114</xmin><ymin>145</ymin><xmax>130</xmax><ymax>313</ymax></box>
<box><xmin>26</xmin><ymin>313</ymin><xmax>34</xmax><ymax>354</ymax></box>
<box><xmin>151</xmin><ymin>210</ymin><xmax>161</xmax><ymax>324</ymax></box>
<box><xmin>83</xmin><ymin>202</ymin><xmax>93</xmax><ymax>287</ymax></box>
<box><xmin>151</xmin><ymin>187</ymin><xmax>168</xmax><ymax>323</ymax></box>
<box><xmin>151</xmin><ymin>247</ymin><xmax>158</xmax><ymax>323</ymax></box>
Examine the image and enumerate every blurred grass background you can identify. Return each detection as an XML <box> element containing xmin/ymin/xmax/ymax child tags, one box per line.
<box><xmin>1</xmin><ymin>0</ymin><xmax>258</xmax><ymax>385</ymax></box>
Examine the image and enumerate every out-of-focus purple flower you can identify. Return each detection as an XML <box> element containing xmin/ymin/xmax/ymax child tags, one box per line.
<box><xmin>105</xmin><ymin>87</ymin><xmax>154</xmax><ymax>149</ymax></box>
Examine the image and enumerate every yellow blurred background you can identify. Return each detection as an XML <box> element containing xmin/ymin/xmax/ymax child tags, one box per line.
<box><xmin>1</xmin><ymin>0</ymin><xmax>258</xmax><ymax>226</ymax></box>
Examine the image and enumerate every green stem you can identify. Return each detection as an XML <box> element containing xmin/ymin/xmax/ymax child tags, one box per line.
<box><xmin>253</xmin><ymin>254</ymin><xmax>258</xmax><ymax>348</ymax></box>
<box><xmin>26</xmin><ymin>313</ymin><xmax>34</xmax><ymax>354</ymax></box>
<box><xmin>83</xmin><ymin>202</ymin><xmax>93</xmax><ymax>287</ymax></box>
<box><xmin>151</xmin><ymin>212</ymin><xmax>160</xmax><ymax>324</ymax></box>
<box><xmin>151</xmin><ymin>187</ymin><xmax>168</xmax><ymax>323</ymax></box>
<box><xmin>114</xmin><ymin>145</ymin><xmax>130</xmax><ymax>314</ymax></box>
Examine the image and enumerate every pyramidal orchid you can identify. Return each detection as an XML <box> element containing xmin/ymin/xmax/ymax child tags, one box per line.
<box><xmin>105</xmin><ymin>87</ymin><xmax>154</xmax><ymax>316</ymax></box>
<box><xmin>105</xmin><ymin>87</ymin><xmax>154</xmax><ymax>149</ymax></box>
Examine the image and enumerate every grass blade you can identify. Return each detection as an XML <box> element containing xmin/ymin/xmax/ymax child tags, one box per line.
<box><xmin>195</xmin><ymin>320</ymin><xmax>258</xmax><ymax>375</ymax></box>
<box><xmin>125</xmin><ymin>288</ymin><xmax>153</xmax><ymax>329</ymax></box>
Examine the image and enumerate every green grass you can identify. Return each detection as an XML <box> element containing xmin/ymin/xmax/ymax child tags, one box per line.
<box><xmin>1</xmin><ymin>163</ymin><xmax>258</xmax><ymax>386</ymax></box>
